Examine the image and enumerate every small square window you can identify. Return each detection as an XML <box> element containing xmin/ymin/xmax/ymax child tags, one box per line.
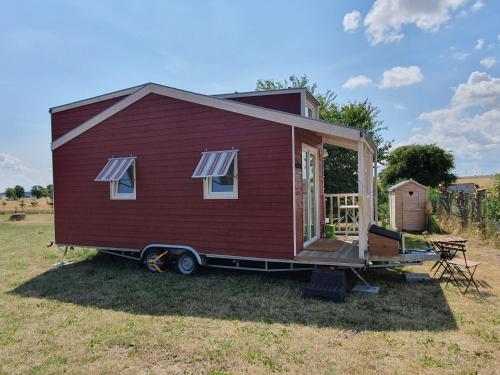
<box><xmin>203</xmin><ymin>157</ymin><xmax>238</xmax><ymax>199</ymax></box>
<box><xmin>111</xmin><ymin>163</ymin><xmax>136</xmax><ymax>200</ymax></box>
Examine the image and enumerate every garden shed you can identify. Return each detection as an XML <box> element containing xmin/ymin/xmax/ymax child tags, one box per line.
<box><xmin>389</xmin><ymin>180</ymin><xmax>428</xmax><ymax>231</ymax></box>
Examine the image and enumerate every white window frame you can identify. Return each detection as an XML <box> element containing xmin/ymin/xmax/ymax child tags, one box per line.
<box><xmin>110</xmin><ymin>161</ymin><xmax>136</xmax><ymax>200</ymax></box>
<box><xmin>203</xmin><ymin>155</ymin><xmax>238</xmax><ymax>200</ymax></box>
<box><xmin>305</xmin><ymin>104</ymin><xmax>314</xmax><ymax>118</ymax></box>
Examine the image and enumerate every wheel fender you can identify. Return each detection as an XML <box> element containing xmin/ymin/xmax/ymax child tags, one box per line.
<box><xmin>141</xmin><ymin>244</ymin><xmax>205</xmax><ymax>265</ymax></box>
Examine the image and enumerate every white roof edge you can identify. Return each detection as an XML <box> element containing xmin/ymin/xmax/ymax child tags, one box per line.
<box><xmin>49</xmin><ymin>83</ymin><xmax>148</xmax><ymax>113</ymax></box>
<box><xmin>51</xmin><ymin>83</ymin><xmax>371</xmax><ymax>151</ymax></box>
<box><xmin>213</xmin><ymin>87</ymin><xmax>321</xmax><ymax>106</ymax></box>
<box><xmin>389</xmin><ymin>179</ymin><xmax>427</xmax><ymax>191</ymax></box>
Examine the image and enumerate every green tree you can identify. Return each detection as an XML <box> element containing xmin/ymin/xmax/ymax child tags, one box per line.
<box><xmin>30</xmin><ymin>185</ymin><xmax>47</xmax><ymax>199</ymax></box>
<box><xmin>380</xmin><ymin>144</ymin><xmax>456</xmax><ymax>188</ymax></box>
<box><xmin>256</xmin><ymin>74</ymin><xmax>317</xmax><ymax>94</ymax></box>
<box><xmin>14</xmin><ymin>185</ymin><xmax>25</xmax><ymax>199</ymax></box>
<box><xmin>46</xmin><ymin>184</ymin><xmax>54</xmax><ymax>199</ymax></box>
<box><xmin>256</xmin><ymin>75</ymin><xmax>392</xmax><ymax>193</ymax></box>
<box><xmin>5</xmin><ymin>187</ymin><xmax>16</xmax><ymax>200</ymax></box>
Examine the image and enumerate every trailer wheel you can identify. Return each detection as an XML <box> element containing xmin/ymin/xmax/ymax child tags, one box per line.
<box><xmin>142</xmin><ymin>248</ymin><xmax>169</xmax><ymax>273</ymax></box>
<box><xmin>176</xmin><ymin>252</ymin><xmax>198</xmax><ymax>276</ymax></box>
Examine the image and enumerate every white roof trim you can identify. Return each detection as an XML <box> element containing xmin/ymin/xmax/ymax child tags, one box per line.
<box><xmin>51</xmin><ymin>83</ymin><xmax>370</xmax><ymax>151</ymax></box>
<box><xmin>213</xmin><ymin>87</ymin><xmax>321</xmax><ymax>106</ymax></box>
<box><xmin>49</xmin><ymin>84</ymin><xmax>148</xmax><ymax>113</ymax></box>
<box><xmin>389</xmin><ymin>179</ymin><xmax>427</xmax><ymax>191</ymax></box>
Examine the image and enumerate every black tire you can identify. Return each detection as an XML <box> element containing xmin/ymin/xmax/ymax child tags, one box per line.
<box><xmin>176</xmin><ymin>252</ymin><xmax>199</xmax><ymax>276</ymax></box>
<box><xmin>142</xmin><ymin>248</ymin><xmax>169</xmax><ymax>273</ymax></box>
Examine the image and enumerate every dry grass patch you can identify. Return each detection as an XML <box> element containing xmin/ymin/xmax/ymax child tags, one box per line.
<box><xmin>0</xmin><ymin>217</ymin><xmax>499</xmax><ymax>374</ymax></box>
<box><xmin>0</xmin><ymin>198</ymin><xmax>53</xmax><ymax>214</ymax></box>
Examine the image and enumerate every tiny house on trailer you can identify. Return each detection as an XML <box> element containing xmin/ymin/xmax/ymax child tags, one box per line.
<box><xmin>50</xmin><ymin>83</ymin><xmax>432</xmax><ymax>275</ymax></box>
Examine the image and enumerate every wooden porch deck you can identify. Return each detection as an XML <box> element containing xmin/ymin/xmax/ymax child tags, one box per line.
<box><xmin>295</xmin><ymin>237</ymin><xmax>365</xmax><ymax>267</ymax></box>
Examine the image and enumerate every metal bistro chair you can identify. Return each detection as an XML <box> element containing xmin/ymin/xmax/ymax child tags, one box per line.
<box><xmin>438</xmin><ymin>243</ymin><xmax>481</xmax><ymax>294</ymax></box>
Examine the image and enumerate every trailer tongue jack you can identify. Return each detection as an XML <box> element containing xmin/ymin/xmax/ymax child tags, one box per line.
<box><xmin>350</xmin><ymin>268</ymin><xmax>380</xmax><ymax>294</ymax></box>
<box><xmin>52</xmin><ymin>245</ymin><xmax>76</xmax><ymax>268</ymax></box>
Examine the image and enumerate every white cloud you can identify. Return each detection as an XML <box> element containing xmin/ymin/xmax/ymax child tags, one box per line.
<box><xmin>471</xmin><ymin>0</ymin><xmax>485</xmax><ymax>12</ymax></box>
<box><xmin>480</xmin><ymin>57</ymin><xmax>496</xmax><ymax>69</ymax></box>
<box><xmin>403</xmin><ymin>71</ymin><xmax>500</xmax><ymax>175</ymax></box>
<box><xmin>342</xmin><ymin>75</ymin><xmax>373</xmax><ymax>89</ymax></box>
<box><xmin>380</xmin><ymin>66</ymin><xmax>424</xmax><ymax>88</ymax></box>
<box><xmin>474</xmin><ymin>38</ymin><xmax>485</xmax><ymax>50</ymax></box>
<box><xmin>363</xmin><ymin>0</ymin><xmax>467</xmax><ymax>45</ymax></box>
<box><xmin>394</xmin><ymin>103</ymin><xmax>406</xmax><ymax>111</ymax></box>
<box><xmin>0</xmin><ymin>153</ymin><xmax>26</xmax><ymax>172</ymax></box>
<box><xmin>0</xmin><ymin>153</ymin><xmax>32</xmax><ymax>191</ymax></box>
<box><xmin>452</xmin><ymin>52</ymin><xmax>469</xmax><ymax>60</ymax></box>
<box><xmin>452</xmin><ymin>71</ymin><xmax>500</xmax><ymax>108</ymax></box>
<box><xmin>343</xmin><ymin>10</ymin><xmax>361</xmax><ymax>33</ymax></box>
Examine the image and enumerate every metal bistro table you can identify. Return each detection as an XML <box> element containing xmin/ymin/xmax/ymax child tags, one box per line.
<box><xmin>426</xmin><ymin>235</ymin><xmax>467</xmax><ymax>278</ymax></box>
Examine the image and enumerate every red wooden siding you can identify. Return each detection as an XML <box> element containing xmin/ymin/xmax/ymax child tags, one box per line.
<box><xmin>227</xmin><ymin>93</ymin><xmax>301</xmax><ymax>115</ymax></box>
<box><xmin>294</xmin><ymin>128</ymin><xmax>324</xmax><ymax>252</ymax></box>
<box><xmin>51</xmin><ymin>96</ymin><xmax>126</xmax><ymax>141</ymax></box>
<box><xmin>52</xmin><ymin>93</ymin><xmax>295</xmax><ymax>259</ymax></box>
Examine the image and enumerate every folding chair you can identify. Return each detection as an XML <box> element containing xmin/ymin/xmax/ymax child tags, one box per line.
<box><xmin>441</xmin><ymin>246</ymin><xmax>480</xmax><ymax>294</ymax></box>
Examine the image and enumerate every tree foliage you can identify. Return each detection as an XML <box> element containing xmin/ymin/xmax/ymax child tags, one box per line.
<box><xmin>256</xmin><ymin>74</ymin><xmax>392</xmax><ymax>193</ymax></box>
<box><xmin>14</xmin><ymin>185</ymin><xmax>25</xmax><ymax>199</ymax></box>
<box><xmin>380</xmin><ymin>144</ymin><xmax>456</xmax><ymax>188</ymax></box>
<box><xmin>256</xmin><ymin>74</ymin><xmax>317</xmax><ymax>94</ymax></box>
<box><xmin>4</xmin><ymin>187</ymin><xmax>16</xmax><ymax>200</ymax></box>
<box><xmin>31</xmin><ymin>185</ymin><xmax>47</xmax><ymax>199</ymax></box>
<box><xmin>46</xmin><ymin>184</ymin><xmax>54</xmax><ymax>199</ymax></box>
<box><xmin>485</xmin><ymin>173</ymin><xmax>500</xmax><ymax>222</ymax></box>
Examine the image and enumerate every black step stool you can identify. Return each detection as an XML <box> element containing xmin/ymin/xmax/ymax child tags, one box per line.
<box><xmin>303</xmin><ymin>269</ymin><xmax>347</xmax><ymax>303</ymax></box>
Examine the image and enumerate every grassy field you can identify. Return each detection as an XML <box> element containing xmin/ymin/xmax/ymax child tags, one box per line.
<box><xmin>0</xmin><ymin>214</ymin><xmax>499</xmax><ymax>374</ymax></box>
<box><xmin>455</xmin><ymin>175</ymin><xmax>496</xmax><ymax>189</ymax></box>
<box><xmin>0</xmin><ymin>198</ymin><xmax>53</xmax><ymax>214</ymax></box>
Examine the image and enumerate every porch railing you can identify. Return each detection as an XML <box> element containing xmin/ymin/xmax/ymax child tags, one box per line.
<box><xmin>324</xmin><ymin>193</ymin><xmax>359</xmax><ymax>235</ymax></box>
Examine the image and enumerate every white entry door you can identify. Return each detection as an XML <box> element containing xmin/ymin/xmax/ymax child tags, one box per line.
<box><xmin>302</xmin><ymin>145</ymin><xmax>319</xmax><ymax>247</ymax></box>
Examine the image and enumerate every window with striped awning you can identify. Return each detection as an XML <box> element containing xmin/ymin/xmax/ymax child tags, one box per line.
<box><xmin>192</xmin><ymin>150</ymin><xmax>238</xmax><ymax>178</ymax></box>
<box><xmin>95</xmin><ymin>157</ymin><xmax>136</xmax><ymax>182</ymax></box>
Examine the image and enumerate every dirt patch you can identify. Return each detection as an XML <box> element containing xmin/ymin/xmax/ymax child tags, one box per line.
<box><xmin>1</xmin><ymin>213</ymin><xmax>54</xmax><ymax>225</ymax></box>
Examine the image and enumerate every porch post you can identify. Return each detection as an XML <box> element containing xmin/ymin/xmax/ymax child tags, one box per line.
<box><xmin>374</xmin><ymin>150</ymin><xmax>378</xmax><ymax>224</ymax></box>
<box><xmin>357</xmin><ymin>141</ymin><xmax>367</xmax><ymax>258</ymax></box>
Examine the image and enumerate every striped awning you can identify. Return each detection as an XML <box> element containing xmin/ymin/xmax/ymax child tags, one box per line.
<box><xmin>192</xmin><ymin>150</ymin><xmax>238</xmax><ymax>178</ymax></box>
<box><xmin>95</xmin><ymin>157</ymin><xmax>135</xmax><ymax>182</ymax></box>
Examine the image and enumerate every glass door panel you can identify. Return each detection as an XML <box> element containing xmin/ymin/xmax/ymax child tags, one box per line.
<box><xmin>302</xmin><ymin>146</ymin><xmax>319</xmax><ymax>247</ymax></box>
<box><xmin>309</xmin><ymin>154</ymin><xmax>316</xmax><ymax>239</ymax></box>
<box><xmin>302</xmin><ymin>150</ymin><xmax>309</xmax><ymax>242</ymax></box>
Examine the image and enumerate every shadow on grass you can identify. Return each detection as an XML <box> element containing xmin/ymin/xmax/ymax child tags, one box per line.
<box><xmin>11</xmin><ymin>253</ymin><xmax>457</xmax><ymax>331</ymax></box>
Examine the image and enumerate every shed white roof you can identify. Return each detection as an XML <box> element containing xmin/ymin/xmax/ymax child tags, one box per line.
<box><xmin>388</xmin><ymin>179</ymin><xmax>427</xmax><ymax>191</ymax></box>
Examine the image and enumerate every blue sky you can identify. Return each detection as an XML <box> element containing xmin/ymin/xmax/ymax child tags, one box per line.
<box><xmin>1</xmin><ymin>0</ymin><xmax>499</xmax><ymax>190</ymax></box>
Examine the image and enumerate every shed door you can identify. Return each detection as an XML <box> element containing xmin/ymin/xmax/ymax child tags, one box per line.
<box><xmin>402</xmin><ymin>190</ymin><xmax>421</xmax><ymax>230</ymax></box>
